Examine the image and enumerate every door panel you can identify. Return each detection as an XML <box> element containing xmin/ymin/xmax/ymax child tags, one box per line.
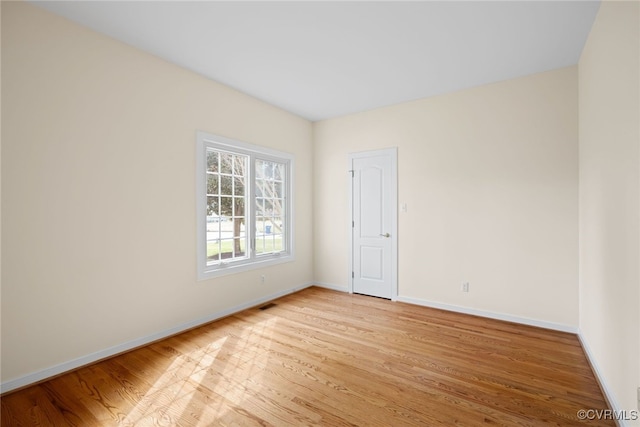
<box><xmin>351</xmin><ymin>149</ymin><xmax>396</xmax><ymax>299</ymax></box>
<box><xmin>360</xmin><ymin>246</ymin><xmax>383</xmax><ymax>280</ymax></box>
<box><xmin>359</xmin><ymin>166</ymin><xmax>383</xmax><ymax>237</ymax></box>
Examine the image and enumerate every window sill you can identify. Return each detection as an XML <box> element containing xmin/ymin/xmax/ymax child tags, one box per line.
<box><xmin>197</xmin><ymin>253</ymin><xmax>295</xmax><ymax>281</ymax></box>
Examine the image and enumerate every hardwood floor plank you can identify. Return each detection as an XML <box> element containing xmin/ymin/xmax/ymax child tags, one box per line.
<box><xmin>1</xmin><ymin>386</ymin><xmax>73</xmax><ymax>427</ymax></box>
<box><xmin>1</xmin><ymin>287</ymin><xmax>613</xmax><ymax>426</ymax></box>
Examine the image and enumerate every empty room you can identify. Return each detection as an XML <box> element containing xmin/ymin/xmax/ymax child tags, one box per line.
<box><xmin>1</xmin><ymin>1</ymin><xmax>639</xmax><ymax>426</ymax></box>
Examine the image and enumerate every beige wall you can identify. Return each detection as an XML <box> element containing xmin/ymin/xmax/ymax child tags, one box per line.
<box><xmin>1</xmin><ymin>2</ymin><xmax>313</xmax><ymax>384</ymax></box>
<box><xmin>314</xmin><ymin>67</ymin><xmax>579</xmax><ymax>328</ymax></box>
<box><xmin>578</xmin><ymin>0</ymin><xmax>640</xmax><ymax>420</ymax></box>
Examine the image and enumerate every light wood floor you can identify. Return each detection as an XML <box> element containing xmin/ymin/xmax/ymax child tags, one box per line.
<box><xmin>1</xmin><ymin>287</ymin><xmax>613</xmax><ymax>426</ymax></box>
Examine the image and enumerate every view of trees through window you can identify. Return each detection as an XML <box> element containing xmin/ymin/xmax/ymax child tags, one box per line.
<box><xmin>206</xmin><ymin>150</ymin><xmax>247</xmax><ymax>262</ymax></box>
<box><xmin>255</xmin><ymin>159</ymin><xmax>285</xmax><ymax>255</ymax></box>
<box><xmin>205</xmin><ymin>149</ymin><xmax>286</xmax><ymax>264</ymax></box>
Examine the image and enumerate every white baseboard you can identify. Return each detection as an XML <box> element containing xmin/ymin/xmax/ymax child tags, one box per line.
<box><xmin>1</xmin><ymin>282</ymin><xmax>313</xmax><ymax>394</ymax></box>
<box><xmin>577</xmin><ymin>331</ymin><xmax>629</xmax><ymax>427</ymax></box>
<box><xmin>313</xmin><ymin>282</ymin><xmax>350</xmax><ymax>293</ymax></box>
<box><xmin>395</xmin><ymin>295</ymin><xmax>578</xmax><ymax>333</ymax></box>
<box><xmin>312</xmin><ymin>287</ymin><xmax>577</xmax><ymax>333</ymax></box>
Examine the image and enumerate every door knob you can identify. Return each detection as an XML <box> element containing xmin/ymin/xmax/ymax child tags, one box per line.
<box><xmin>380</xmin><ymin>233</ymin><xmax>390</xmax><ymax>238</ymax></box>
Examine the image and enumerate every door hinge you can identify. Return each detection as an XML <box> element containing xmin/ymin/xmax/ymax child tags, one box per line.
<box><xmin>352</xmin><ymin>220</ymin><xmax>354</xmax><ymax>228</ymax></box>
<box><xmin>352</xmin><ymin>271</ymin><xmax>355</xmax><ymax>278</ymax></box>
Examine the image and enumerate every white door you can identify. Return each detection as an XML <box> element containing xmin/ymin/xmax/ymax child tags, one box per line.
<box><xmin>350</xmin><ymin>148</ymin><xmax>397</xmax><ymax>300</ymax></box>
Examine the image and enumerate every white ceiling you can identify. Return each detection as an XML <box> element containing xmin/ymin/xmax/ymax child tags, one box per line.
<box><xmin>32</xmin><ymin>1</ymin><xmax>600</xmax><ymax>121</ymax></box>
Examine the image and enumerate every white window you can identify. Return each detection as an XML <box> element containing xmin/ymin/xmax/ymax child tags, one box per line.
<box><xmin>196</xmin><ymin>132</ymin><xmax>294</xmax><ymax>280</ymax></box>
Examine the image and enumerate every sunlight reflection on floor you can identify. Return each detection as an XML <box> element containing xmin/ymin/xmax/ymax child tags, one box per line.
<box><xmin>203</xmin><ymin>316</ymin><xmax>277</xmax><ymax>425</ymax></box>
<box><xmin>121</xmin><ymin>316</ymin><xmax>277</xmax><ymax>426</ymax></box>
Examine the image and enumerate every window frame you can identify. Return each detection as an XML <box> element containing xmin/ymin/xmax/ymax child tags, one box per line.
<box><xmin>196</xmin><ymin>131</ymin><xmax>295</xmax><ymax>280</ymax></box>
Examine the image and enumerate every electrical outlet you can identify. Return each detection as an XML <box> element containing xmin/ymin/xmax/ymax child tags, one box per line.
<box><xmin>261</xmin><ymin>275</ymin><xmax>266</xmax><ymax>284</ymax></box>
<box><xmin>461</xmin><ymin>282</ymin><xmax>469</xmax><ymax>292</ymax></box>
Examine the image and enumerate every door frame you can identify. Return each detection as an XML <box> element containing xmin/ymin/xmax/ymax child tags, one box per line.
<box><xmin>348</xmin><ymin>147</ymin><xmax>398</xmax><ymax>301</ymax></box>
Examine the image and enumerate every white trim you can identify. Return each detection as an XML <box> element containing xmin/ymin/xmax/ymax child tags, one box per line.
<box><xmin>347</xmin><ymin>165</ymin><xmax>354</xmax><ymax>294</ymax></box>
<box><xmin>389</xmin><ymin>148</ymin><xmax>398</xmax><ymax>301</ymax></box>
<box><xmin>0</xmin><ymin>283</ymin><xmax>313</xmax><ymax>394</ymax></box>
<box><xmin>198</xmin><ymin>255</ymin><xmax>296</xmax><ymax>280</ymax></box>
<box><xmin>348</xmin><ymin>147</ymin><xmax>398</xmax><ymax>300</ymax></box>
<box><xmin>315</xmin><ymin>286</ymin><xmax>578</xmax><ymax>333</ymax></box>
<box><xmin>395</xmin><ymin>295</ymin><xmax>578</xmax><ymax>333</ymax></box>
<box><xmin>314</xmin><ymin>282</ymin><xmax>350</xmax><ymax>293</ymax></box>
<box><xmin>577</xmin><ymin>330</ymin><xmax>629</xmax><ymax>427</ymax></box>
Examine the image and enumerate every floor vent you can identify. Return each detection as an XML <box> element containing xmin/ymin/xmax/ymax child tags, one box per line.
<box><xmin>259</xmin><ymin>303</ymin><xmax>277</xmax><ymax>311</ymax></box>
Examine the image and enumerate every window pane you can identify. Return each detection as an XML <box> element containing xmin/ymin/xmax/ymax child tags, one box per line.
<box><xmin>274</xmin><ymin>163</ymin><xmax>283</xmax><ymax>181</ymax></box>
<box><xmin>257</xmin><ymin>237</ymin><xmax>268</xmax><ymax>254</ymax></box>
<box><xmin>234</xmin><ymin>198</ymin><xmax>245</xmax><ymax>217</ymax></box>
<box><xmin>220</xmin><ymin>152</ymin><xmax>233</xmax><ymax>174</ymax></box>
<box><xmin>255</xmin><ymin>236</ymin><xmax>264</xmax><ymax>255</ymax></box>
<box><xmin>233</xmin><ymin>238</ymin><xmax>245</xmax><ymax>257</ymax></box>
<box><xmin>273</xmin><ymin>234</ymin><xmax>283</xmax><ymax>252</ymax></box>
<box><xmin>234</xmin><ymin>177</ymin><xmax>244</xmax><ymax>196</ymax></box>
<box><xmin>272</xmin><ymin>216</ymin><xmax>284</xmax><ymax>233</ymax></box>
<box><xmin>220</xmin><ymin>197</ymin><xmax>233</xmax><ymax>221</ymax></box>
<box><xmin>264</xmin><ymin>199</ymin><xmax>273</xmax><ymax>216</ymax></box>
<box><xmin>233</xmin><ymin>156</ymin><xmax>245</xmax><ymax>176</ymax></box>
<box><xmin>274</xmin><ymin>182</ymin><xmax>283</xmax><ymax>198</ymax></box>
<box><xmin>207</xmin><ymin>174</ymin><xmax>218</xmax><ymax>195</ymax></box>
<box><xmin>219</xmin><ymin>196</ymin><xmax>232</xmax><ymax>216</ymax></box>
<box><xmin>256</xmin><ymin>217</ymin><xmax>266</xmax><ymax>234</ymax></box>
<box><xmin>219</xmin><ymin>239</ymin><xmax>233</xmax><ymax>260</ymax></box>
<box><xmin>203</xmin><ymin>149</ymin><xmax>248</xmax><ymax>265</ymax></box>
<box><xmin>255</xmin><ymin>159</ymin><xmax>265</xmax><ymax>179</ymax></box>
<box><xmin>230</xmin><ymin>217</ymin><xmax>245</xmax><ymax>237</ymax></box>
<box><xmin>254</xmin><ymin>159</ymin><xmax>287</xmax><ymax>256</ymax></box>
<box><xmin>272</xmin><ymin>200</ymin><xmax>283</xmax><ymax>217</ymax></box>
<box><xmin>207</xmin><ymin>241</ymin><xmax>220</xmax><ymax>264</ymax></box>
<box><xmin>256</xmin><ymin>199</ymin><xmax>264</xmax><ymax>216</ymax></box>
<box><xmin>206</xmin><ymin>195</ymin><xmax>222</xmax><ymax>247</ymax></box>
<box><xmin>237</xmin><ymin>222</ymin><xmax>246</xmax><ymax>239</ymax></box>
<box><xmin>207</xmin><ymin>196</ymin><xmax>219</xmax><ymax>216</ymax></box>
<box><xmin>257</xmin><ymin>233</ymin><xmax>283</xmax><ymax>255</ymax></box>
<box><xmin>264</xmin><ymin>181</ymin><xmax>275</xmax><ymax>198</ymax></box>
<box><xmin>206</xmin><ymin>150</ymin><xmax>218</xmax><ymax>173</ymax></box>
<box><xmin>220</xmin><ymin>176</ymin><xmax>232</xmax><ymax>195</ymax></box>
